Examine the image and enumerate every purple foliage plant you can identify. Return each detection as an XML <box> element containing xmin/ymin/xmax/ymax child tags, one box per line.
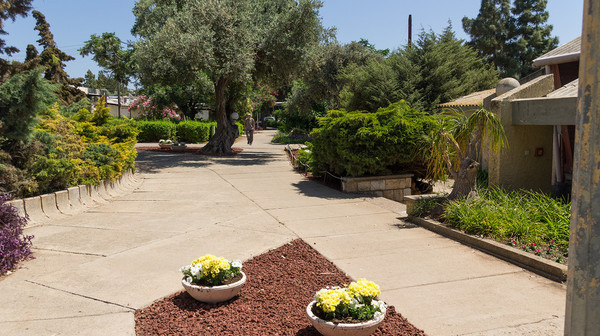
<box><xmin>0</xmin><ymin>195</ymin><xmax>33</xmax><ymax>274</ymax></box>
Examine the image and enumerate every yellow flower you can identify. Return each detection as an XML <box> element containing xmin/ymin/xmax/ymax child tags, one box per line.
<box><xmin>347</xmin><ymin>279</ymin><xmax>380</xmax><ymax>299</ymax></box>
<box><xmin>315</xmin><ymin>288</ymin><xmax>351</xmax><ymax>313</ymax></box>
<box><xmin>191</xmin><ymin>255</ymin><xmax>230</xmax><ymax>278</ymax></box>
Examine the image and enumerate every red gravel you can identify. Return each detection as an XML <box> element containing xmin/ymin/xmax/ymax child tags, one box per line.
<box><xmin>135</xmin><ymin>239</ymin><xmax>426</xmax><ymax>336</ymax></box>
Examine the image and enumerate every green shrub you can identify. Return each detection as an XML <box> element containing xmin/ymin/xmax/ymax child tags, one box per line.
<box><xmin>30</xmin><ymin>155</ymin><xmax>78</xmax><ymax>193</ymax></box>
<box><xmin>443</xmin><ymin>188</ymin><xmax>571</xmax><ymax>249</ymax></box>
<box><xmin>101</xmin><ymin>118</ymin><xmax>139</xmax><ymax>143</ymax></box>
<box><xmin>311</xmin><ymin>101</ymin><xmax>438</xmax><ymax>177</ymax></box>
<box><xmin>175</xmin><ymin>121</ymin><xmax>213</xmax><ymax>143</ymax></box>
<box><xmin>136</xmin><ymin>120</ymin><xmax>176</xmax><ymax>142</ymax></box>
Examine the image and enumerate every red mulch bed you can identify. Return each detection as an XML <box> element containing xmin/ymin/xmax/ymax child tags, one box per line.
<box><xmin>135</xmin><ymin>239</ymin><xmax>426</xmax><ymax>336</ymax></box>
<box><xmin>136</xmin><ymin>147</ymin><xmax>243</xmax><ymax>156</ymax></box>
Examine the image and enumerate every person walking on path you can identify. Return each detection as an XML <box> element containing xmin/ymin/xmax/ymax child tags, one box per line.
<box><xmin>244</xmin><ymin>113</ymin><xmax>255</xmax><ymax>145</ymax></box>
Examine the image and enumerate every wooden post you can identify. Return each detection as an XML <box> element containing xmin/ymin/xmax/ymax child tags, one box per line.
<box><xmin>564</xmin><ymin>0</ymin><xmax>600</xmax><ymax>334</ymax></box>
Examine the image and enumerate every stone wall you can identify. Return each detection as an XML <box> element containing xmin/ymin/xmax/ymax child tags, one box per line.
<box><xmin>341</xmin><ymin>174</ymin><xmax>412</xmax><ymax>202</ymax></box>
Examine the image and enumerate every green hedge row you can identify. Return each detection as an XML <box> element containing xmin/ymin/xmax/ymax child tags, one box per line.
<box><xmin>136</xmin><ymin>120</ymin><xmax>244</xmax><ymax>143</ymax></box>
<box><xmin>136</xmin><ymin>120</ymin><xmax>213</xmax><ymax>143</ymax></box>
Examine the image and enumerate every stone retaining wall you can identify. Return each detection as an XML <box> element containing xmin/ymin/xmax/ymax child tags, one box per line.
<box><xmin>341</xmin><ymin>174</ymin><xmax>413</xmax><ymax>202</ymax></box>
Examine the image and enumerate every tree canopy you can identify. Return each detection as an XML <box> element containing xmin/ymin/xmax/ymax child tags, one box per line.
<box><xmin>32</xmin><ymin>10</ymin><xmax>84</xmax><ymax>104</ymax></box>
<box><xmin>463</xmin><ymin>0</ymin><xmax>558</xmax><ymax>78</ymax></box>
<box><xmin>132</xmin><ymin>0</ymin><xmax>325</xmax><ymax>153</ymax></box>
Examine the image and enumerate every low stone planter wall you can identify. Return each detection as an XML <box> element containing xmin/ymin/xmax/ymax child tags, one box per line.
<box><xmin>7</xmin><ymin>169</ymin><xmax>142</xmax><ymax>226</ymax></box>
<box><xmin>341</xmin><ymin>174</ymin><xmax>413</xmax><ymax>202</ymax></box>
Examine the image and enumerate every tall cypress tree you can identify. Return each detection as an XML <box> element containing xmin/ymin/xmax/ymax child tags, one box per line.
<box><xmin>32</xmin><ymin>10</ymin><xmax>84</xmax><ymax>104</ymax></box>
<box><xmin>509</xmin><ymin>0</ymin><xmax>558</xmax><ymax>77</ymax></box>
<box><xmin>464</xmin><ymin>0</ymin><xmax>559</xmax><ymax>79</ymax></box>
<box><xmin>462</xmin><ymin>0</ymin><xmax>512</xmax><ymax>76</ymax></box>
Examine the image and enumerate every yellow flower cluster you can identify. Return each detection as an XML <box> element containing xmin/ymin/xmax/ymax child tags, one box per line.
<box><xmin>192</xmin><ymin>255</ymin><xmax>230</xmax><ymax>278</ymax></box>
<box><xmin>347</xmin><ymin>278</ymin><xmax>381</xmax><ymax>299</ymax></box>
<box><xmin>315</xmin><ymin>288</ymin><xmax>352</xmax><ymax>313</ymax></box>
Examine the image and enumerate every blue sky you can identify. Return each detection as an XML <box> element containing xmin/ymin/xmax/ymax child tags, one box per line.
<box><xmin>3</xmin><ymin>0</ymin><xmax>584</xmax><ymax>80</ymax></box>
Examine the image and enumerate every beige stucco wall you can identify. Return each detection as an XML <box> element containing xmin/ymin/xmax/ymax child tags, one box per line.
<box><xmin>108</xmin><ymin>104</ymin><xmax>142</xmax><ymax>119</ymax></box>
<box><xmin>487</xmin><ymin>74</ymin><xmax>555</xmax><ymax>193</ymax></box>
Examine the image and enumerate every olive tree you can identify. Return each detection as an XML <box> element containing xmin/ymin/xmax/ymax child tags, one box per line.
<box><xmin>132</xmin><ymin>0</ymin><xmax>324</xmax><ymax>153</ymax></box>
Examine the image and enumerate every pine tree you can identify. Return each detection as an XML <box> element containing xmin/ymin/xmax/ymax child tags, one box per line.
<box><xmin>84</xmin><ymin>70</ymin><xmax>97</xmax><ymax>89</ymax></box>
<box><xmin>462</xmin><ymin>0</ymin><xmax>512</xmax><ymax>75</ymax></box>
<box><xmin>390</xmin><ymin>25</ymin><xmax>499</xmax><ymax>112</ymax></box>
<box><xmin>509</xmin><ymin>0</ymin><xmax>558</xmax><ymax>77</ymax></box>
<box><xmin>0</xmin><ymin>0</ymin><xmax>33</xmax><ymax>56</ymax></box>
<box><xmin>32</xmin><ymin>10</ymin><xmax>84</xmax><ymax>104</ymax></box>
<box><xmin>0</xmin><ymin>0</ymin><xmax>33</xmax><ymax>82</ymax></box>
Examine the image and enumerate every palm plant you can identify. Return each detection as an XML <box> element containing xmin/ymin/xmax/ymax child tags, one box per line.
<box><xmin>427</xmin><ymin>107</ymin><xmax>507</xmax><ymax>200</ymax></box>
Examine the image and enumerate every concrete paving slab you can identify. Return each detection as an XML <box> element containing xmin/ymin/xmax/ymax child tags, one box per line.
<box><xmin>382</xmin><ymin>272</ymin><xmax>566</xmax><ymax>336</ymax></box>
<box><xmin>49</xmin><ymin>211</ymin><xmax>206</xmax><ymax>233</ymax></box>
<box><xmin>214</xmin><ymin>209</ymin><xmax>294</xmax><ymax>236</ymax></box>
<box><xmin>0</xmin><ymin>278</ymin><xmax>130</xmax><ymax>322</ymax></box>
<box><xmin>24</xmin><ymin>224</ymin><xmax>178</xmax><ymax>256</ymax></box>
<box><xmin>268</xmin><ymin>201</ymin><xmax>390</xmax><ymax>222</ymax></box>
<box><xmin>245</xmin><ymin>193</ymin><xmax>359</xmax><ymax>210</ymax></box>
<box><xmin>6</xmin><ymin>249</ymin><xmax>99</xmax><ymax>281</ymax></box>
<box><xmin>1</xmin><ymin>311</ymin><xmax>135</xmax><ymax>336</ymax></box>
<box><xmin>31</xmin><ymin>226</ymin><xmax>294</xmax><ymax>309</ymax></box>
<box><xmin>284</xmin><ymin>212</ymin><xmax>405</xmax><ymax>237</ymax></box>
<box><xmin>325</xmin><ymin>245</ymin><xmax>521</xmax><ymax>290</ymax></box>
<box><xmin>303</xmin><ymin>226</ymin><xmax>458</xmax><ymax>258</ymax></box>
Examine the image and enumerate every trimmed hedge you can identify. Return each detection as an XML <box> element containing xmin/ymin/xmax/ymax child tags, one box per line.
<box><xmin>311</xmin><ymin>101</ymin><xmax>438</xmax><ymax>177</ymax></box>
<box><xmin>136</xmin><ymin>120</ymin><xmax>245</xmax><ymax>143</ymax></box>
<box><xmin>175</xmin><ymin>121</ymin><xmax>212</xmax><ymax>143</ymax></box>
<box><xmin>136</xmin><ymin>120</ymin><xmax>177</xmax><ymax>142</ymax></box>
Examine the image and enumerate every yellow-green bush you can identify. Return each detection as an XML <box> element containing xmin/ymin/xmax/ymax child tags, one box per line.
<box><xmin>30</xmin><ymin>102</ymin><xmax>137</xmax><ymax>194</ymax></box>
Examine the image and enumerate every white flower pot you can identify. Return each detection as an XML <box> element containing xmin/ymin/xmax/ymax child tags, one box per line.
<box><xmin>306</xmin><ymin>301</ymin><xmax>386</xmax><ymax>336</ymax></box>
<box><xmin>181</xmin><ymin>272</ymin><xmax>246</xmax><ymax>304</ymax></box>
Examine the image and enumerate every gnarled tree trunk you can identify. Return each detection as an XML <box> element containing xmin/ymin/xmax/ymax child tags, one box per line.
<box><xmin>447</xmin><ymin>158</ymin><xmax>480</xmax><ymax>200</ymax></box>
<box><xmin>200</xmin><ymin>77</ymin><xmax>236</xmax><ymax>154</ymax></box>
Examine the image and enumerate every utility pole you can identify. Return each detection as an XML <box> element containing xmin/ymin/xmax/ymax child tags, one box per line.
<box><xmin>564</xmin><ymin>0</ymin><xmax>600</xmax><ymax>334</ymax></box>
<box><xmin>408</xmin><ymin>14</ymin><xmax>412</xmax><ymax>47</ymax></box>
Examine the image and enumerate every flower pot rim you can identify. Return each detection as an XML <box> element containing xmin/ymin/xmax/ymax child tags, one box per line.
<box><xmin>306</xmin><ymin>300</ymin><xmax>386</xmax><ymax>328</ymax></box>
<box><xmin>181</xmin><ymin>271</ymin><xmax>246</xmax><ymax>291</ymax></box>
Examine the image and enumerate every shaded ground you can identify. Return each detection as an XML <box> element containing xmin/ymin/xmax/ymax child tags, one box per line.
<box><xmin>135</xmin><ymin>239</ymin><xmax>426</xmax><ymax>336</ymax></box>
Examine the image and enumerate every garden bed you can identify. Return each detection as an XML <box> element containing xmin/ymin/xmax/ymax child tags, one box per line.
<box><xmin>135</xmin><ymin>239</ymin><xmax>425</xmax><ymax>336</ymax></box>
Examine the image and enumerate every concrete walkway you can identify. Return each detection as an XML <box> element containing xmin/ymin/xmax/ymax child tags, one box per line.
<box><xmin>1</xmin><ymin>130</ymin><xmax>566</xmax><ymax>335</ymax></box>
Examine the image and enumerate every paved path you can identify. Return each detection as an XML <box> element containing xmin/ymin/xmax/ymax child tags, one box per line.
<box><xmin>1</xmin><ymin>130</ymin><xmax>566</xmax><ymax>335</ymax></box>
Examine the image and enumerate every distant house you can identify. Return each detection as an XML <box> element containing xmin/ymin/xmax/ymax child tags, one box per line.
<box><xmin>440</xmin><ymin>36</ymin><xmax>580</xmax><ymax>196</ymax></box>
<box><xmin>106</xmin><ymin>96</ymin><xmax>142</xmax><ymax>119</ymax></box>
